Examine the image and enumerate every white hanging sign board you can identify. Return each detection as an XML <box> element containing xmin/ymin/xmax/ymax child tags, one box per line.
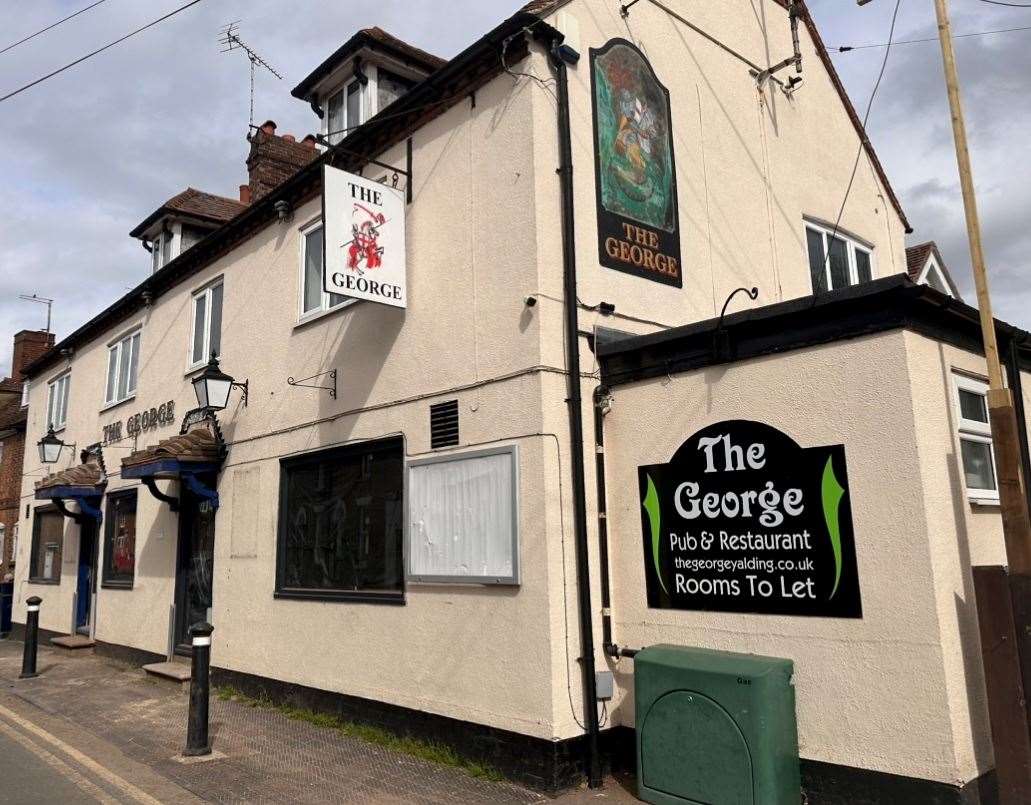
<box><xmin>323</xmin><ymin>164</ymin><xmax>407</xmax><ymax>308</ymax></box>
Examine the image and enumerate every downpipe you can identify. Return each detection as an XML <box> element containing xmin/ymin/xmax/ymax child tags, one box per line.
<box><xmin>548</xmin><ymin>38</ymin><xmax>602</xmax><ymax>789</ymax></box>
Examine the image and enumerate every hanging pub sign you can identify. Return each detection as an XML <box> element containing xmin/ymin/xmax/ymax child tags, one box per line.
<box><xmin>591</xmin><ymin>38</ymin><xmax>681</xmax><ymax>287</ymax></box>
<box><xmin>323</xmin><ymin>164</ymin><xmax>407</xmax><ymax>308</ymax></box>
<box><xmin>638</xmin><ymin>421</ymin><xmax>862</xmax><ymax>618</ymax></box>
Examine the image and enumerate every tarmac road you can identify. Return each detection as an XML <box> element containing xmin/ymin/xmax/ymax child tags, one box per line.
<box><xmin>0</xmin><ymin>721</ymin><xmax>99</xmax><ymax>804</ymax></box>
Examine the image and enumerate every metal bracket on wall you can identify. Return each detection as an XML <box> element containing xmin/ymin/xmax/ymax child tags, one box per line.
<box><xmin>315</xmin><ymin>136</ymin><xmax>414</xmax><ymax>204</ymax></box>
<box><xmin>142</xmin><ymin>477</ymin><xmax>179</xmax><ymax>512</ymax></box>
<box><xmin>286</xmin><ymin>369</ymin><xmax>337</xmax><ymax>400</ymax></box>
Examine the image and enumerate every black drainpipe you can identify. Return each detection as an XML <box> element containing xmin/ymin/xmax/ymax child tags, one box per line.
<box><xmin>1006</xmin><ymin>333</ymin><xmax>1031</xmax><ymax>515</ymax></box>
<box><xmin>548</xmin><ymin>38</ymin><xmax>602</xmax><ymax>789</ymax></box>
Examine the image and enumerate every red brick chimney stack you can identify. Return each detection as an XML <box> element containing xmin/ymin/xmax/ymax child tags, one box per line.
<box><xmin>246</xmin><ymin>119</ymin><xmax>320</xmax><ymax>202</ymax></box>
<box><xmin>11</xmin><ymin>330</ymin><xmax>54</xmax><ymax>381</ymax></box>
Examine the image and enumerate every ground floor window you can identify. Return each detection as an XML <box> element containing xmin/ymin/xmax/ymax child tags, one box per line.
<box><xmin>29</xmin><ymin>507</ymin><xmax>63</xmax><ymax>583</ymax></box>
<box><xmin>276</xmin><ymin>436</ymin><xmax>404</xmax><ymax>602</ymax></box>
<box><xmin>953</xmin><ymin>373</ymin><xmax>999</xmax><ymax>503</ymax></box>
<box><xmin>103</xmin><ymin>489</ymin><xmax>137</xmax><ymax>587</ymax></box>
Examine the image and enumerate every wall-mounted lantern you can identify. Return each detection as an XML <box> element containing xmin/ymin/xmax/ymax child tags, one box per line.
<box><xmin>37</xmin><ymin>427</ymin><xmax>69</xmax><ymax>464</ymax></box>
<box><xmin>192</xmin><ymin>354</ymin><xmax>248</xmax><ymax>411</ymax></box>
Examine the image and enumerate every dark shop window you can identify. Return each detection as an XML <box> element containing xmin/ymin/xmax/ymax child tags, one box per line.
<box><xmin>29</xmin><ymin>507</ymin><xmax>64</xmax><ymax>584</ymax></box>
<box><xmin>103</xmin><ymin>489</ymin><xmax>137</xmax><ymax>588</ymax></box>
<box><xmin>276</xmin><ymin>437</ymin><xmax>404</xmax><ymax>603</ymax></box>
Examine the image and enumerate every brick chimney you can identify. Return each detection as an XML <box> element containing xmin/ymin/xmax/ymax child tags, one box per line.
<box><xmin>246</xmin><ymin>120</ymin><xmax>320</xmax><ymax>202</ymax></box>
<box><xmin>11</xmin><ymin>330</ymin><xmax>55</xmax><ymax>381</ymax></box>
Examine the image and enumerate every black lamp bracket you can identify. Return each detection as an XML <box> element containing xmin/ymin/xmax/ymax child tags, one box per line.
<box><xmin>233</xmin><ymin>380</ymin><xmax>249</xmax><ymax>407</ymax></box>
<box><xmin>287</xmin><ymin>369</ymin><xmax>337</xmax><ymax>400</ymax></box>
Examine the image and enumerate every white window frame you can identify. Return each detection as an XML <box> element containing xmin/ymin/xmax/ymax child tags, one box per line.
<box><xmin>406</xmin><ymin>445</ymin><xmax>520</xmax><ymax>586</ymax></box>
<box><xmin>297</xmin><ymin>219</ymin><xmax>351</xmax><ymax>323</ymax></box>
<box><xmin>104</xmin><ymin>327</ymin><xmax>141</xmax><ymax>408</ymax></box>
<box><xmin>953</xmin><ymin>373</ymin><xmax>999</xmax><ymax>504</ymax></box>
<box><xmin>46</xmin><ymin>372</ymin><xmax>71</xmax><ymax>432</ymax></box>
<box><xmin>917</xmin><ymin>255</ymin><xmax>955</xmax><ymax>298</ymax></box>
<box><xmin>804</xmin><ymin>220</ymin><xmax>876</xmax><ymax>292</ymax></box>
<box><xmin>188</xmin><ymin>278</ymin><xmax>224</xmax><ymax>371</ymax></box>
<box><xmin>20</xmin><ymin>381</ymin><xmax>29</xmax><ymax>408</ymax></box>
<box><xmin>325</xmin><ymin>77</ymin><xmax>365</xmax><ymax>144</ymax></box>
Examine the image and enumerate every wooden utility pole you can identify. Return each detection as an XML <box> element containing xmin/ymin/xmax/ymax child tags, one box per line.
<box><xmin>932</xmin><ymin>0</ymin><xmax>1031</xmax><ymax>573</ymax></box>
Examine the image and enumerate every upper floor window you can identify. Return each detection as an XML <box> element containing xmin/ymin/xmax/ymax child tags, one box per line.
<box><xmin>20</xmin><ymin>381</ymin><xmax>29</xmax><ymax>408</ymax></box>
<box><xmin>299</xmin><ymin>222</ymin><xmax>346</xmax><ymax>320</ymax></box>
<box><xmin>377</xmin><ymin>69</ymin><xmax>415</xmax><ymax>111</ymax></box>
<box><xmin>805</xmin><ymin>222</ymin><xmax>874</xmax><ymax>294</ymax></box>
<box><xmin>326</xmin><ymin>80</ymin><xmax>363</xmax><ymax>144</ymax></box>
<box><xmin>190</xmin><ymin>280</ymin><xmax>224</xmax><ymax>370</ymax></box>
<box><xmin>152</xmin><ymin>230</ymin><xmax>174</xmax><ymax>273</ymax></box>
<box><xmin>105</xmin><ymin>329</ymin><xmax>140</xmax><ymax>407</ymax></box>
<box><xmin>953</xmin><ymin>374</ymin><xmax>998</xmax><ymax>503</ymax></box>
<box><xmin>46</xmin><ymin>373</ymin><xmax>70</xmax><ymax>431</ymax></box>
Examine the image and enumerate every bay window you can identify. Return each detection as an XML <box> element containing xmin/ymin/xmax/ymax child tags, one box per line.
<box><xmin>105</xmin><ymin>329</ymin><xmax>140</xmax><ymax>406</ymax></box>
<box><xmin>805</xmin><ymin>221</ymin><xmax>874</xmax><ymax>293</ymax></box>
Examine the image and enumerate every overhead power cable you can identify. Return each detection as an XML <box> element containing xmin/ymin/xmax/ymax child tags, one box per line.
<box><xmin>834</xmin><ymin>23</ymin><xmax>1031</xmax><ymax>51</ymax></box>
<box><xmin>824</xmin><ymin>0</ymin><xmax>902</xmax><ymax>274</ymax></box>
<box><xmin>0</xmin><ymin>0</ymin><xmax>108</xmax><ymax>57</ymax></box>
<box><xmin>977</xmin><ymin>0</ymin><xmax>1031</xmax><ymax>8</ymax></box>
<box><xmin>0</xmin><ymin>0</ymin><xmax>205</xmax><ymax>104</ymax></box>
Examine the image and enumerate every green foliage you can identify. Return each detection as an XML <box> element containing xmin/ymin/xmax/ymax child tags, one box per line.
<box><xmin>214</xmin><ymin>686</ymin><xmax>502</xmax><ymax>781</ymax></box>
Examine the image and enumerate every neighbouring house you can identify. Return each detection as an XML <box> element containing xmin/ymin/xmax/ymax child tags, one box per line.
<box><xmin>0</xmin><ymin>330</ymin><xmax>55</xmax><ymax>576</ymax></box>
<box><xmin>907</xmin><ymin>240</ymin><xmax>963</xmax><ymax>299</ymax></box>
<box><xmin>12</xmin><ymin>2</ymin><xmax>1029</xmax><ymax>802</ymax></box>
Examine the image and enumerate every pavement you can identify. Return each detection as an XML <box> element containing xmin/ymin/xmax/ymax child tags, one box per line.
<box><xmin>0</xmin><ymin>639</ymin><xmax>638</xmax><ymax>804</ymax></box>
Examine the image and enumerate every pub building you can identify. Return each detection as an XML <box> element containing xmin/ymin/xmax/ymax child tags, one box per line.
<box><xmin>11</xmin><ymin>2</ymin><xmax>1030</xmax><ymax>801</ymax></box>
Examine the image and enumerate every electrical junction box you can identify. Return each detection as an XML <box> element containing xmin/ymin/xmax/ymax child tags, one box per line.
<box><xmin>635</xmin><ymin>645</ymin><xmax>800</xmax><ymax>805</ymax></box>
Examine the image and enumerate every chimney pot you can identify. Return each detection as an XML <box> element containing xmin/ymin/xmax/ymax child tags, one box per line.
<box><xmin>283</xmin><ymin>134</ymin><xmax>296</xmax><ymax>143</ymax></box>
<box><xmin>302</xmin><ymin>134</ymin><xmax>317</xmax><ymax>150</ymax></box>
<box><xmin>239</xmin><ymin>184</ymin><xmax>252</xmax><ymax>204</ymax></box>
<box><xmin>260</xmin><ymin>119</ymin><xmax>277</xmax><ymax>135</ymax></box>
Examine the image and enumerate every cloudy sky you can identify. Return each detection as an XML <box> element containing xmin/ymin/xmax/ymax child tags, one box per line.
<box><xmin>1</xmin><ymin>0</ymin><xmax>1028</xmax><ymax>377</ymax></box>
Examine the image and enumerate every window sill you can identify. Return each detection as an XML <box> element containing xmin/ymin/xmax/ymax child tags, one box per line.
<box><xmin>27</xmin><ymin>578</ymin><xmax>61</xmax><ymax>585</ymax></box>
<box><xmin>100</xmin><ymin>395</ymin><xmax>136</xmax><ymax>415</ymax></box>
<box><xmin>970</xmin><ymin>497</ymin><xmax>1001</xmax><ymax>508</ymax></box>
<box><xmin>274</xmin><ymin>588</ymin><xmax>405</xmax><ymax>605</ymax></box>
<box><xmin>293</xmin><ymin>300</ymin><xmax>358</xmax><ymax>331</ymax></box>
<box><xmin>101</xmin><ymin>580</ymin><xmax>134</xmax><ymax>590</ymax></box>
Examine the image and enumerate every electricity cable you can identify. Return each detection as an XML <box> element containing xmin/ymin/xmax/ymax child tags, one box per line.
<box><xmin>823</xmin><ymin>0</ymin><xmax>902</xmax><ymax>278</ymax></box>
<box><xmin>977</xmin><ymin>0</ymin><xmax>1031</xmax><ymax>8</ymax></box>
<box><xmin>0</xmin><ymin>0</ymin><xmax>108</xmax><ymax>57</ymax></box>
<box><xmin>833</xmin><ymin>23</ymin><xmax>1031</xmax><ymax>51</ymax></box>
<box><xmin>0</xmin><ymin>0</ymin><xmax>205</xmax><ymax>104</ymax></box>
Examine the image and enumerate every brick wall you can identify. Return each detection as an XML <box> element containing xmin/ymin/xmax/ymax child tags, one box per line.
<box><xmin>0</xmin><ymin>430</ymin><xmax>25</xmax><ymax>576</ymax></box>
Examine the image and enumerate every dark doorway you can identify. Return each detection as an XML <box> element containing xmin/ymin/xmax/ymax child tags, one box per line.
<box><xmin>174</xmin><ymin>477</ymin><xmax>216</xmax><ymax>654</ymax></box>
<box><xmin>75</xmin><ymin>520</ymin><xmax>98</xmax><ymax>635</ymax></box>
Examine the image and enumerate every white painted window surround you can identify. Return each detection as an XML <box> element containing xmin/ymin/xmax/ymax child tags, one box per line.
<box><xmin>953</xmin><ymin>373</ymin><xmax>999</xmax><ymax>504</ymax></box>
<box><xmin>298</xmin><ymin>220</ymin><xmax>347</xmax><ymax>321</ymax></box>
<box><xmin>46</xmin><ymin>372</ymin><xmax>71</xmax><ymax>431</ymax></box>
<box><xmin>189</xmin><ymin>279</ymin><xmax>224</xmax><ymax>370</ymax></box>
<box><xmin>407</xmin><ymin>447</ymin><xmax>520</xmax><ymax>585</ymax></box>
<box><xmin>804</xmin><ymin>220</ymin><xmax>875</xmax><ymax>294</ymax></box>
<box><xmin>105</xmin><ymin>329</ymin><xmax>141</xmax><ymax>407</ymax></box>
<box><xmin>917</xmin><ymin>255</ymin><xmax>955</xmax><ymax>298</ymax></box>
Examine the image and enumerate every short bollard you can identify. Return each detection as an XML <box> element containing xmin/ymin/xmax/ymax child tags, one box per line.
<box><xmin>19</xmin><ymin>596</ymin><xmax>42</xmax><ymax>679</ymax></box>
<box><xmin>183</xmin><ymin>622</ymin><xmax>214</xmax><ymax>757</ymax></box>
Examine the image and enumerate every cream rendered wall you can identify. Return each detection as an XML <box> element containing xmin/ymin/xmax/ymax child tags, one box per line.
<box><xmin>14</xmin><ymin>62</ymin><xmax>571</xmax><ymax>737</ymax></box>
<box><xmin>598</xmin><ymin>331</ymin><xmax>975</xmax><ymax>784</ymax></box>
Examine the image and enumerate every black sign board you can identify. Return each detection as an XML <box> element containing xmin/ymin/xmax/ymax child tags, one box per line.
<box><xmin>590</xmin><ymin>39</ymin><xmax>681</xmax><ymax>287</ymax></box>
<box><xmin>638</xmin><ymin>421</ymin><xmax>862</xmax><ymax>618</ymax></box>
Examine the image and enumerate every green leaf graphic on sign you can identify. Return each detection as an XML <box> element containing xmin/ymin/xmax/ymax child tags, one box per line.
<box><xmin>821</xmin><ymin>456</ymin><xmax>845</xmax><ymax>599</ymax></box>
<box><xmin>643</xmin><ymin>474</ymin><xmax>668</xmax><ymax>595</ymax></box>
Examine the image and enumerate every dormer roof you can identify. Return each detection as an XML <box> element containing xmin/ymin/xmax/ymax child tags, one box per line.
<box><xmin>291</xmin><ymin>27</ymin><xmax>446</xmax><ymax>102</ymax></box>
<box><xmin>906</xmin><ymin>241</ymin><xmax>963</xmax><ymax>299</ymax></box>
<box><xmin>129</xmin><ymin>187</ymin><xmax>247</xmax><ymax>239</ymax></box>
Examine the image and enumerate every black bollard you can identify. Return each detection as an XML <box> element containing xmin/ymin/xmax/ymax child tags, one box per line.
<box><xmin>183</xmin><ymin>621</ymin><xmax>214</xmax><ymax>756</ymax></box>
<box><xmin>19</xmin><ymin>596</ymin><xmax>42</xmax><ymax>679</ymax></box>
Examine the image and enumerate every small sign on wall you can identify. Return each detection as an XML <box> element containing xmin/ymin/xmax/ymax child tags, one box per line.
<box><xmin>323</xmin><ymin>165</ymin><xmax>407</xmax><ymax>308</ymax></box>
<box><xmin>591</xmin><ymin>38</ymin><xmax>681</xmax><ymax>287</ymax></box>
<box><xmin>638</xmin><ymin>421</ymin><xmax>862</xmax><ymax>618</ymax></box>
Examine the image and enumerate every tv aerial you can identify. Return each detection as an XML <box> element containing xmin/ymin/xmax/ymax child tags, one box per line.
<box><xmin>219</xmin><ymin>22</ymin><xmax>283</xmax><ymax>129</ymax></box>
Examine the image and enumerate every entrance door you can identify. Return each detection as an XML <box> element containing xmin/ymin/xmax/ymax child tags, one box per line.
<box><xmin>174</xmin><ymin>479</ymin><xmax>216</xmax><ymax>654</ymax></box>
<box><xmin>75</xmin><ymin>520</ymin><xmax>98</xmax><ymax>635</ymax></box>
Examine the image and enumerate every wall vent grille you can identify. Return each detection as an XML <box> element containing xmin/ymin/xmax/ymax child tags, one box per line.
<box><xmin>430</xmin><ymin>400</ymin><xmax>459</xmax><ymax>449</ymax></box>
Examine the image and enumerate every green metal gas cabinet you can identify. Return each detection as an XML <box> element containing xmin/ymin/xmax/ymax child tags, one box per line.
<box><xmin>635</xmin><ymin>645</ymin><xmax>800</xmax><ymax>805</ymax></box>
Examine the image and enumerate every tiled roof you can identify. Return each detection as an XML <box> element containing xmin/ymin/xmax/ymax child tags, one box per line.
<box><xmin>36</xmin><ymin>459</ymin><xmax>105</xmax><ymax>492</ymax></box>
<box><xmin>905</xmin><ymin>241</ymin><xmax>962</xmax><ymax>299</ymax></box>
<box><xmin>130</xmin><ymin>188</ymin><xmax>247</xmax><ymax>238</ymax></box>
<box><xmin>0</xmin><ymin>379</ymin><xmax>26</xmax><ymax>432</ymax></box>
<box><xmin>121</xmin><ymin>428</ymin><xmax>222</xmax><ymax>471</ymax></box>
<box><xmin>292</xmin><ymin>27</ymin><xmax>446</xmax><ymax>100</ymax></box>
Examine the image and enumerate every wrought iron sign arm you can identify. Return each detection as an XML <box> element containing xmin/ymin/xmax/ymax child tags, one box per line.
<box><xmin>286</xmin><ymin>369</ymin><xmax>337</xmax><ymax>400</ymax></box>
<box><xmin>315</xmin><ymin>135</ymin><xmax>414</xmax><ymax>204</ymax></box>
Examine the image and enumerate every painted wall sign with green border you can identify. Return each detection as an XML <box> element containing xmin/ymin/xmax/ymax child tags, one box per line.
<box><xmin>638</xmin><ymin>420</ymin><xmax>862</xmax><ymax>618</ymax></box>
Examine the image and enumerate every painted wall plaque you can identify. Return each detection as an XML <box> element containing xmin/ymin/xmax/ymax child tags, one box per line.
<box><xmin>591</xmin><ymin>38</ymin><xmax>681</xmax><ymax>287</ymax></box>
<box><xmin>638</xmin><ymin>421</ymin><xmax>863</xmax><ymax>617</ymax></box>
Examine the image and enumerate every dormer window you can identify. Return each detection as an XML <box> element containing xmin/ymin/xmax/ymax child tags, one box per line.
<box><xmin>327</xmin><ymin>79</ymin><xmax>363</xmax><ymax>144</ymax></box>
<box><xmin>152</xmin><ymin>230</ymin><xmax>174</xmax><ymax>272</ymax></box>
